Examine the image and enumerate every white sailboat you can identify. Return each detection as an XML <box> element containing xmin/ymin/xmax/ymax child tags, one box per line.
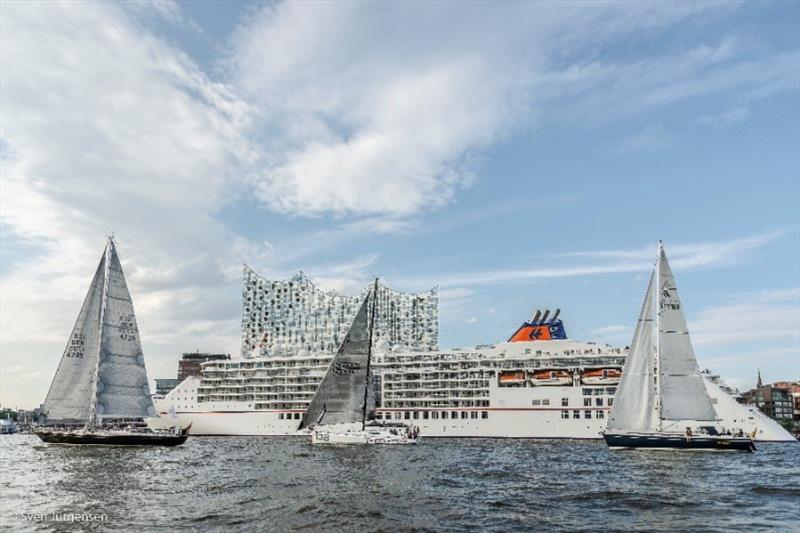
<box><xmin>603</xmin><ymin>242</ymin><xmax>755</xmax><ymax>452</ymax></box>
<box><xmin>35</xmin><ymin>237</ymin><xmax>188</xmax><ymax>446</ymax></box>
<box><xmin>299</xmin><ymin>279</ymin><xmax>420</xmax><ymax>445</ymax></box>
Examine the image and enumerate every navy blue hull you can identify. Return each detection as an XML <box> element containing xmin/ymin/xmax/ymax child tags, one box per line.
<box><xmin>604</xmin><ymin>432</ymin><xmax>755</xmax><ymax>452</ymax></box>
<box><xmin>36</xmin><ymin>430</ymin><xmax>188</xmax><ymax>447</ymax></box>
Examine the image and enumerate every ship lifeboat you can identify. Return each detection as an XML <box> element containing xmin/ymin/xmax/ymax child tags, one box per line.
<box><xmin>581</xmin><ymin>368</ymin><xmax>621</xmax><ymax>385</ymax></box>
<box><xmin>498</xmin><ymin>370</ymin><xmax>526</xmax><ymax>385</ymax></box>
<box><xmin>528</xmin><ymin>370</ymin><xmax>572</xmax><ymax>386</ymax></box>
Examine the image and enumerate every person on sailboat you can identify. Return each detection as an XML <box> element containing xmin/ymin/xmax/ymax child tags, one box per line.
<box><xmin>685</xmin><ymin>427</ymin><xmax>693</xmax><ymax>441</ymax></box>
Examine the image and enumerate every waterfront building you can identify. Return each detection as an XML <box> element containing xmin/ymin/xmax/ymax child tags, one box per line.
<box><xmin>772</xmin><ymin>381</ymin><xmax>800</xmax><ymax>421</ymax></box>
<box><xmin>179</xmin><ymin>352</ymin><xmax>230</xmax><ymax>381</ymax></box>
<box><xmin>741</xmin><ymin>379</ymin><xmax>795</xmax><ymax>422</ymax></box>
<box><xmin>240</xmin><ymin>267</ymin><xmax>438</xmax><ymax>358</ymax></box>
<box><xmin>155</xmin><ymin>378</ymin><xmax>181</xmax><ymax>396</ymax></box>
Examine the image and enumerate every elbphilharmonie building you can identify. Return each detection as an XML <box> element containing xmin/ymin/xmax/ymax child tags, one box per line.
<box><xmin>240</xmin><ymin>266</ymin><xmax>438</xmax><ymax>358</ymax></box>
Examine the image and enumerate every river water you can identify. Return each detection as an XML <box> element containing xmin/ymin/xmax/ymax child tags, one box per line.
<box><xmin>1</xmin><ymin>435</ymin><xmax>798</xmax><ymax>531</ymax></box>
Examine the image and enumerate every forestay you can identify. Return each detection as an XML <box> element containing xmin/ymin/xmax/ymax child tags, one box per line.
<box><xmin>657</xmin><ymin>248</ymin><xmax>717</xmax><ymax>422</ymax></box>
<box><xmin>299</xmin><ymin>291</ymin><xmax>373</xmax><ymax>429</ymax></box>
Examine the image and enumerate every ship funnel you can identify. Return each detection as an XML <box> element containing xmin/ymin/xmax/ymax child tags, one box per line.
<box><xmin>530</xmin><ymin>310</ymin><xmax>542</xmax><ymax>324</ymax></box>
<box><xmin>539</xmin><ymin>309</ymin><xmax>550</xmax><ymax>325</ymax></box>
<box><xmin>551</xmin><ymin>309</ymin><xmax>560</xmax><ymax>323</ymax></box>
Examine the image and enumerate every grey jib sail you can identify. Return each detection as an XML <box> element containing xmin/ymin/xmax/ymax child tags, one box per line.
<box><xmin>42</xmin><ymin>253</ymin><xmax>107</xmax><ymax>424</ymax></box>
<box><xmin>606</xmin><ymin>270</ymin><xmax>657</xmax><ymax>431</ymax></box>
<box><xmin>94</xmin><ymin>240</ymin><xmax>154</xmax><ymax>419</ymax></box>
<box><xmin>656</xmin><ymin>247</ymin><xmax>717</xmax><ymax>422</ymax></box>
<box><xmin>299</xmin><ymin>290</ymin><xmax>373</xmax><ymax>429</ymax></box>
<box><xmin>43</xmin><ymin>238</ymin><xmax>154</xmax><ymax>425</ymax></box>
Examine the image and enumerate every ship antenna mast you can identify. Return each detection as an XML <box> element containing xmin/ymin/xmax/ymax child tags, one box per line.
<box><xmin>362</xmin><ymin>278</ymin><xmax>379</xmax><ymax>430</ymax></box>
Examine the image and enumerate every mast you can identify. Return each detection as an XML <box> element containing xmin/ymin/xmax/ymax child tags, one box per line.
<box><xmin>654</xmin><ymin>240</ymin><xmax>663</xmax><ymax>431</ymax></box>
<box><xmin>87</xmin><ymin>237</ymin><xmax>111</xmax><ymax>431</ymax></box>
<box><xmin>361</xmin><ymin>278</ymin><xmax>379</xmax><ymax>430</ymax></box>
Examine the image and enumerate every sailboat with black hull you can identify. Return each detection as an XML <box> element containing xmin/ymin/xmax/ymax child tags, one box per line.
<box><xmin>603</xmin><ymin>242</ymin><xmax>754</xmax><ymax>452</ymax></box>
<box><xmin>299</xmin><ymin>279</ymin><xmax>420</xmax><ymax>445</ymax></box>
<box><xmin>35</xmin><ymin>237</ymin><xmax>188</xmax><ymax>446</ymax></box>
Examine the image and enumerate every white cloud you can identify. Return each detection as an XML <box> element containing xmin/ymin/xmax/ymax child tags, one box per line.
<box><xmin>0</xmin><ymin>2</ymin><xmax>257</xmax><ymax>407</ymax></box>
<box><xmin>394</xmin><ymin>231</ymin><xmax>789</xmax><ymax>288</ymax></box>
<box><xmin>228</xmin><ymin>2</ymin><xmax>747</xmax><ymax>217</ymax></box>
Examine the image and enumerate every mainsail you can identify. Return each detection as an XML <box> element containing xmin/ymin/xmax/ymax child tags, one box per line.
<box><xmin>299</xmin><ymin>287</ymin><xmax>374</xmax><ymax>430</ymax></box>
<box><xmin>606</xmin><ymin>270</ymin><xmax>657</xmax><ymax>431</ymax></box>
<box><xmin>42</xmin><ymin>253</ymin><xmax>106</xmax><ymax>424</ymax></box>
<box><xmin>656</xmin><ymin>247</ymin><xmax>717</xmax><ymax>422</ymax></box>
<box><xmin>43</xmin><ymin>238</ymin><xmax>154</xmax><ymax>426</ymax></box>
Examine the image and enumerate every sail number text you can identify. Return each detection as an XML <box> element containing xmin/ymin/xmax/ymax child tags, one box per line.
<box><xmin>119</xmin><ymin>314</ymin><xmax>137</xmax><ymax>342</ymax></box>
<box><xmin>66</xmin><ymin>333</ymin><xmax>85</xmax><ymax>358</ymax></box>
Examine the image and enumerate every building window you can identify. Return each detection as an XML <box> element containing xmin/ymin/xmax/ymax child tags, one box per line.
<box><xmin>595</xmin><ymin>398</ymin><xmax>603</xmax><ymax>406</ymax></box>
<box><xmin>583</xmin><ymin>398</ymin><xmax>592</xmax><ymax>407</ymax></box>
<box><xmin>573</xmin><ymin>410</ymin><xmax>580</xmax><ymax>419</ymax></box>
<box><xmin>561</xmin><ymin>410</ymin><xmax>569</xmax><ymax>419</ymax></box>
<box><xmin>562</xmin><ymin>398</ymin><xmax>569</xmax><ymax>407</ymax></box>
<box><xmin>584</xmin><ymin>410</ymin><xmax>592</xmax><ymax>419</ymax></box>
<box><xmin>481</xmin><ymin>411</ymin><xmax>489</xmax><ymax>419</ymax></box>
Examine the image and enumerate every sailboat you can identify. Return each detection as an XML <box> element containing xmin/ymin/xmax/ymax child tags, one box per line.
<box><xmin>603</xmin><ymin>242</ymin><xmax>755</xmax><ymax>452</ymax></box>
<box><xmin>35</xmin><ymin>237</ymin><xmax>189</xmax><ymax>446</ymax></box>
<box><xmin>299</xmin><ymin>279</ymin><xmax>420</xmax><ymax>445</ymax></box>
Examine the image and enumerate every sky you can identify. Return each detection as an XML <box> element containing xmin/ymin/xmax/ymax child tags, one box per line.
<box><xmin>1</xmin><ymin>0</ymin><xmax>798</xmax><ymax>409</ymax></box>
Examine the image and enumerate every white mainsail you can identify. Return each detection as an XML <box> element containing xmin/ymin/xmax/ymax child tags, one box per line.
<box><xmin>608</xmin><ymin>242</ymin><xmax>717</xmax><ymax>432</ymax></box>
<box><xmin>43</xmin><ymin>238</ymin><xmax>154</xmax><ymax>426</ymax></box>
<box><xmin>299</xmin><ymin>288</ymin><xmax>374</xmax><ymax>430</ymax></box>
<box><xmin>656</xmin><ymin>247</ymin><xmax>717</xmax><ymax>422</ymax></box>
<box><xmin>42</xmin><ymin>254</ymin><xmax>106</xmax><ymax>424</ymax></box>
<box><xmin>606</xmin><ymin>270</ymin><xmax>657</xmax><ymax>431</ymax></box>
<box><xmin>94</xmin><ymin>240</ymin><xmax>154</xmax><ymax>419</ymax></box>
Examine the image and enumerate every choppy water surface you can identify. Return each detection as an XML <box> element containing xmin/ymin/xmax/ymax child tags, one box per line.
<box><xmin>1</xmin><ymin>435</ymin><xmax>798</xmax><ymax>531</ymax></box>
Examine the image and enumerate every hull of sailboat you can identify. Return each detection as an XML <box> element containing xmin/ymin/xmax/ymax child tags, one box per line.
<box><xmin>310</xmin><ymin>423</ymin><xmax>420</xmax><ymax>445</ymax></box>
<box><xmin>603</xmin><ymin>432</ymin><xmax>755</xmax><ymax>452</ymax></box>
<box><xmin>35</xmin><ymin>429</ymin><xmax>188</xmax><ymax>447</ymax></box>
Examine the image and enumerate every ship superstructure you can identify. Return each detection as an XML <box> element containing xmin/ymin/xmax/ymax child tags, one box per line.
<box><xmin>149</xmin><ymin>311</ymin><xmax>793</xmax><ymax>440</ymax></box>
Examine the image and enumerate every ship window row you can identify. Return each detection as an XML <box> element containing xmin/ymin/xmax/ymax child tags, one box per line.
<box><xmin>530</xmin><ymin>399</ymin><xmax>551</xmax><ymax>406</ymax></box>
<box><xmin>278</xmin><ymin>413</ymin><xmax>302</xmax><ymax>420</ymax></box>
<box><xmin>584</xmin><ymin>398</ymin><xmax>605</xmax><ymax>406</ymax></box>
<box><xmin>375</xmin><ymin>411</ymin><xmax>489</xmax><ymax>420</ymax></box>
<box><xmin>582</xmin><ymin>387</ymin><xmax>617</xmax><ymax>396</ymax></box>
<box><xmin>381</xmin><ymin>400</ymin><xmax>490</xmax><ymax>409</ymax></box>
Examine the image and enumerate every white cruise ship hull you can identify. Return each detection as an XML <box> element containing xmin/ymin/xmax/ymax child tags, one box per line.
<box><xmin>148</xmin><ymin>374</ymin><xmax>793</xmax><ymax>441</ymax></box>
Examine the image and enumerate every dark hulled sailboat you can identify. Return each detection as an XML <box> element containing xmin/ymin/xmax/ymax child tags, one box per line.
<box><xmin>603</xmin><ymin>243</ymin><xmax>754</xmax><ymax>452</ymax></box>
<box><xmin>35</xmin><ymin>238</ymin><xmax>188</xmax><ymax>446</ymax></box>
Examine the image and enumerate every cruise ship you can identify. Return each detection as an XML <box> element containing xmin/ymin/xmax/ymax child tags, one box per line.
<box><xmin>149</xmin><ymin>311</ymin><xmax>792</xmax><ymax>441</ymax></box>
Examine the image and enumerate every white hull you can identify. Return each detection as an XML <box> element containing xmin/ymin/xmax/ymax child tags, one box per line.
<box><xmin>148</xmin><ymin>375</ymin><xmax>793</xmax><ymax>441</ymax></box>
<box><xmin>310</xmin><ymin>423</ymin><xmax>419</xmax><ymax>445</ymax></box>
